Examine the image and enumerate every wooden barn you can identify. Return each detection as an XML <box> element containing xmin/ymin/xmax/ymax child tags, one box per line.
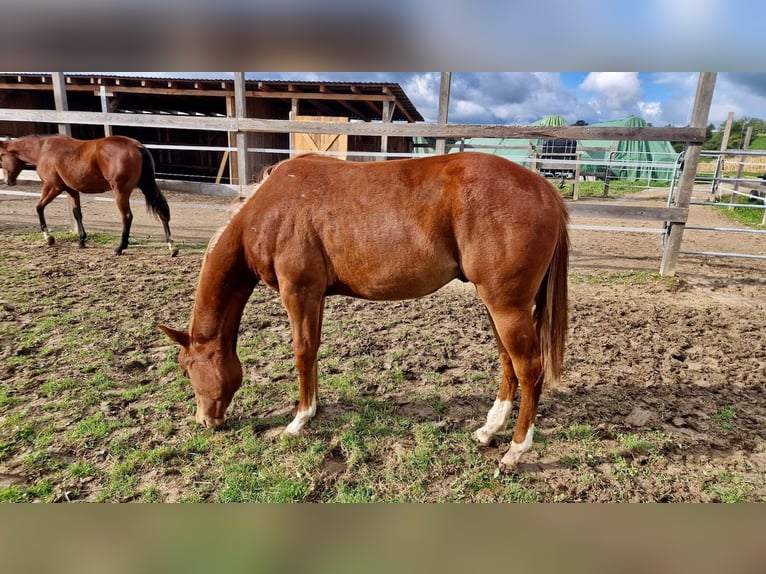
<box><xmin>0</xmin><ymin>73</ymin><xmax>423</xmax><ymax>185</ymax></box>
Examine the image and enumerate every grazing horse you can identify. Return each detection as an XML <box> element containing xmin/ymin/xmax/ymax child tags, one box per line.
<box><xmin>0</xmin><ymin>135</ymin><xmax>178</xmax><ymax>256</ymax></box>
<box><xmin>160</xmin><ymin>152</ymin><xmax>569</xmax><ymax>469</ymax></box>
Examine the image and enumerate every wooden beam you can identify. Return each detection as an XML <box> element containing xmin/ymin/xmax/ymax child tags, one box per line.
<box><xmin>0</xmin><ymin>108</ymin><xmax>707</xmax><ymax>142</ymax></box>
<box><xmin>351</xmin><ymin>86</ymin><xmax>385</xmax><ymax>117</ymax></box>
<box><xmin>567</xmin><ymin>203</ymin><xmax>688</xmax><ymax>222</ymax></box>
<box><xmin>383</xmin><ymin>86</ymin><xmax>416</xmax><ymax>123</ymax></box>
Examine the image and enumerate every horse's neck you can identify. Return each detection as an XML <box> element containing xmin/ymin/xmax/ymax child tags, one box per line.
<box><xmin>12</xmin><ymin>138</ymin><xmax>45</xmax><ymax>163</ymax></box>
<box><xmin>190</xmin><ymin>225</ymin><xmax>257</xmax><ymax>349</ymax></box>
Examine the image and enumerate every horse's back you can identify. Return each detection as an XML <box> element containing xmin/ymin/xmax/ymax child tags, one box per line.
<box><xmin>37</xmin><ymin>135</ymin><xmax>143</xmax><ymax>191</ymax></box>
<box><xmin>242</xmin><ymin>152</ymin><xmax>566</xmax><ymax>299</ymax></box>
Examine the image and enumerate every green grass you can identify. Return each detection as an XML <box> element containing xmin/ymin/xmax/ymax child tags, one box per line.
<box><xmin>706</xmin><ymin>472</ymin><xmax>749</xmax><ymax>503</ymax></box>
<box><xmin>713</xmin><ymin>193</ymin><xmax>765</xmax><ymax>227</ymax></box>
<box><xmin>568</xmin><ymin>178</ymin><xmax>671</xmax><ymax>199</ymax></box>
<box><xmin>570</xmin><ymin>269</ymin><xmax>679</xmax><ymax>287</ymax></box>
<box><xmin>713</xmin><ymin>406</ymin><xmax>737</xmax><ymax>430</ymax></box>
<box><xmin>1</xmin><ymin>231</ymin><xmax>763</xmax><ymax>503</ymax></box>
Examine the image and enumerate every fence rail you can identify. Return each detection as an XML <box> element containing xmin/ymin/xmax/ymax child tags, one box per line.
<box><xmin>0</xmin><ymin>72</ymin><xmax>720</xmax><ymax>276</ymax></box>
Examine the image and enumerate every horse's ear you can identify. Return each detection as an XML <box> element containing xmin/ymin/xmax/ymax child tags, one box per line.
<box><xmin>159</xmin><ymin>325</ymin><xmax>190</xmax><ymax>348</ymax></box>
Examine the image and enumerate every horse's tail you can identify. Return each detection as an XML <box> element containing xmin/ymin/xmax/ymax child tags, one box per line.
<box><xmin>534</xmin><ymin>202</ymin><xmax>569</xmax><ymax>387</ymax></box>
<box><xmin>137</xmin><ymin>145</ymin><xmax>171</xmax><ymax>222</ymax></box>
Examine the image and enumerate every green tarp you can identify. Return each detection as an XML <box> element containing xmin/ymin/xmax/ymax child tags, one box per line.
<box><xmin>414</xmin><ymin>115</ymin><xmax>681</xmax><ymax>183</ymax></box>
<box><xmin>577</xmin><ymin>116</ymin><xmax>680</xmax><ymax>182</ymax></box>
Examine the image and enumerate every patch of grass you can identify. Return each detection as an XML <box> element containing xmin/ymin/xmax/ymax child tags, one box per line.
<box><xmin>706</xmin><ymin>472</ymin><xmax>749</xmax><ymax>503</ymax></box>
<box><xmin>713</xmin><ymin>194</ymin><xmax>765</xmax><ymax>228</ymax></box>
<box><xmin>69</xmin><ymin>414</ymin><xmax>110</xmax><ymax>443</ymax></box>
<box><xmin>557</xmin><ymin>423</ymin><xmax>594</xmax><ymax>442</ymax></box>
<box><xmin>217</xmin><ymin>462</ymin><xmax>313</xmax><ymax>503</ymax></box>
<box><xmin>97</xmin><ymin>461</ymin><xmax>140</xmax><ymax>501</ymax></box>
<box><xmin>618</xmin><ymin>433</ymin><xmax>658</xmax><ymax>455</ymax></box>
<box><xmin>140</xmin><ymin>487</ymin><xmax>161</xmax><ymax>502</ymax></box>
<box><xmin>570</xmin><ymin>269</ymin><xmax>679</xmax><ymax>287</ymax></box>
<box><xmin>333</xmin><ymin>481</ymin><xmax>379</xmax><ymax>503</ymax></box>
<box><xmin>713</xmin><ymin>406</ymin><xmax>737</xmax><ymax>430</ymax></box>
<box><xmin>40</xmin><ymin>377</ymin><xmax>78</xmax><ymax>397</ymax></box>
<box><xmin>67</xmin><ymin>461</ymin><xmax>96</xmax><ymax>479</ymax></box>
<box><xmin>88</xmin><ymin>371</ymin><xmax>116</xmax><ymax>390</ymax></box>
<box><xmin>0</xmin><ymin>388</ymin><xmax>19</xmax><ymax>408</ymax></box>
<box><xmin>568</xmin><ymin>179</ymin><xmax>670</xmax><ymax>199</ymax></box>
<box><xmin>0</xmin><ymin>480</ymin><xmax>53</xmax><ymax>503</ymax></box>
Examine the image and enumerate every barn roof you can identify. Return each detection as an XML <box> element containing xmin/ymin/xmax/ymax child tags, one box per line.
<box><xmin>0</xmin><ymin>72</ymin><xmax>423</xmax><ymax>123</ymax></box>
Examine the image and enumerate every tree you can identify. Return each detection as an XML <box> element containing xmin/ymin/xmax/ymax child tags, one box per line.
<box><xmin>704</xmin><ymin>116</ymin><xmax>766</xmax><ymax>150</ymax></box>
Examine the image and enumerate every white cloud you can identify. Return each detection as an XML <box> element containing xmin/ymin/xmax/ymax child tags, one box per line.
<box><xmin>579</xmin><ymin>72</ymin><xmax>643</xmax><ymax>110</ymax></box>
<box><xmin>637</xmin><ymin>101</ymin><xmax>664</xmax><ymax>125</ymax></box>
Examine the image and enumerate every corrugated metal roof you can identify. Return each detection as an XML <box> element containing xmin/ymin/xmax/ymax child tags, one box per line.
<box><xmin>0</xmin><ymin>72</ymin><xmax>423</xmax><ymax>122</ymax></box>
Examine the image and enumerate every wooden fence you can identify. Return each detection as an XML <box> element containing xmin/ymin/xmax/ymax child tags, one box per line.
<box><xmin>0</xmin><ymin>72</ymin><xmax>717</xmax><ymax>276</ymax></box>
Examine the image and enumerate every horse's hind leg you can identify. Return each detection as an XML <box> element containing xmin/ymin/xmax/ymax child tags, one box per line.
<box><xmin>473</xmin><ymin>309</ymin><xmax>519</xmax><ymax>446</ymax></box>
<box><xmin>66</xmin><ymin>190</ymin><xmax>87</xmax><ymax>247</ymax></box>
<box><xmin>113</xmin><ymin>191</ymin><xmax>133</xmax><ymax>255</ymax></box>
<box><xmin>159</xmin><ymin>216</ymin><xmax>178</xmax><ymax>257</ymax></box>
<box><xmin>36</xmin><ymin>183</ymin><xmax>63</xmax><ymax>246</ymax></box>
<box><xmin>482</xmin><ymin>302</ymin><xmax>544</xmax><ymax>470</ymax></box>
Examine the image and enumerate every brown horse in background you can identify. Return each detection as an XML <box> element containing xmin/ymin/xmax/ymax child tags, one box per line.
<box><xmin>0</xmin><ymin>135</ymin><xmax>178</xmax><ymax>256</ymax></box>
<box><xmin>160</xmin><ymin>152</ymin><xmax>569</xmax><ymax>470</ymax></box>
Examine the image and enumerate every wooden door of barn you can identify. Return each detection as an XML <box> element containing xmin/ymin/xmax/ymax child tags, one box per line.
<box><xmin>292</xmin><ymin>116</ymin><xmax>348</xmax><ymax>159</ymax></box>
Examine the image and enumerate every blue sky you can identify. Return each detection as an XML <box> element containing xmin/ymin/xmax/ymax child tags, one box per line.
<box><xmin>121</xmin><ymin>72</ymin><xmax>765</xmax><ymax>128</ymax></box>
<box><xmin>245</xmin><ymin>72</ymin><xmax>765</xmax><ymax>128</ymax></box>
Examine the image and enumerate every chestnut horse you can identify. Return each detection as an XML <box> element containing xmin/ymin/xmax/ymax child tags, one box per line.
<box><xmin>160</xmin><ymin>152</ymin><xmax>569</xmax><ymax>469</ymax></box>
<box><xmin>0</xmin><ymin>135</ymin><xmax>178</xmax><ymax>256</ymax></box>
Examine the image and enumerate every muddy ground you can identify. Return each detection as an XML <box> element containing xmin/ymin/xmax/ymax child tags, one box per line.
<box><xmin>0</xmin><ymin>179</ymin><xmax>764</xmax><ymax>502</ymax></box>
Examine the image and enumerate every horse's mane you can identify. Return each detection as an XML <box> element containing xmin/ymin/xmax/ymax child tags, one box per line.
<box><xmin>204</xmin><ymin>158</ymin><xmax>286</xmax><ymax>256</ymax></box>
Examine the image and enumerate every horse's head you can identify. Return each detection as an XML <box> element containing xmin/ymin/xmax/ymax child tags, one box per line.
<box><xmin>0</xmin><ymin>143</ymin><xmax>23</xmax><ymax>186</ymax></box>
<box><xmin>159</xmin><ymin>325</ymin><xmax>243</xmax><ymax>428</ymax></box>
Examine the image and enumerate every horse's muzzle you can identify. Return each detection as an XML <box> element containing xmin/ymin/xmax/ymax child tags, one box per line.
<box><xmin>196</xmin><ymin>410</ymin><xmax>224</xmax><ymax>429</ymax></box>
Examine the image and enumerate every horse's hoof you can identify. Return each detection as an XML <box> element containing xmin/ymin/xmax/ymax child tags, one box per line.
<box><xmin>500</xmin><ymin>449</ymin><xmax>523</xmax><ymax>471</ymax></box>
<box><xmin>46</xmin><ymin>236</ymin><xmax>55</xmax><ymax>246</ymax></box>
<box><xmin>472</xmin><ymin>428</ymin><xmax>495</xmax><ymax>447</ymax></box>
<box><xmin>170</xmin><ymin>248</ymin><xmax>179</xmax><ymax>257</ymax></box>
<box><xmin>78</xmin><ymin>242</ymin><xmax>86</xmax><ymax>249</ymax></box>
<box><xmin>114</xmin><ymin>248</ymin><xmax>124</xmax><ymax>256</ymax></box>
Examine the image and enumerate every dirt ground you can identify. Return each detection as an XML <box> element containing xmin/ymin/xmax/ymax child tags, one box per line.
<box><xmin>1</xmin><ymin>178</ymin><xmax>765</xmax><ymax>502</ymax></box>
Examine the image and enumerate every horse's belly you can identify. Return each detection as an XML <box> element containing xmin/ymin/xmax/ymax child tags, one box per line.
<box><xmin>331</xmin><ymin>252</ymin><xmax>460</xmax><ymax>301</ymax></box>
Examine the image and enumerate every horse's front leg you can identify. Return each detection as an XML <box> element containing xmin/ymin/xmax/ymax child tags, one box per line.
<box><xmin>36</xmin><ymin>183</ymin><xmax>63</xmax><ymax>246</ymax></box>
<box><xmin>114</xmin><ymin>192</ymin><xmax>133</xmax><ymax>255</ymax></box>
<box><xmin>66</xmin><ymin>190</ymin><xmax>87</xmax><ymax>248</ymax></box>
<box><xmin>281</xmin><ymin>284</ymin><xmax>326</xmax><ymax>436</ymax></box>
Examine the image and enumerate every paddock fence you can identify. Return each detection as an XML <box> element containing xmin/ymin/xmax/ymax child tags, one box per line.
<box><xmin>0</xmin><ymin>73</ymin><xmax>721</xmax><ymax>275</ymax></box>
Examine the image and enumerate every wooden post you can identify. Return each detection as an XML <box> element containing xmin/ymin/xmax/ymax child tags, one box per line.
<box><xmin>233</xmin><ymin>73</ymin><xmax>249</xmax><ymax>197</ymax></box>
<box><xmin>99</xmin><ymin>85</ymin><xmax>113</xmax><ymax>137</ymax></box>
<box><xmin>602</xmin><ymin>150</ymin><xmax>614</xmax><ymax>197</ymax></box>
<box><xmin>51</xmin><ymin>72</ymin><xmax>78</xmax><ymax>232</ymax></box>
<box><xmin>289</xmin><ymin>97</ymin><xmax>298</xmax><ymax>158</ymax></box>
<box><xmin>51</xmin><ymin>73</ymin><xmax>71</xmax><ymax>137</ymax></box>
<box><xmin>434</xmin><ymin>72</ymin><xmax>451</xmax><ymax>155</ymax></box>
<box><xmin>720</xmin><ymin>111</ymin><xmax>734</xmax><ymax>151</ymax></box>
<box><xmin>732</xmin><ymin>126</ymin><xmax>752</xmax><ymax>192</ymax></box>
<box><xmin>660</xmin><ymin>72</ymin><xmax>717</xmax><ymax>277</ymax></box>
<box><xmin>225</xmin><ymin>95</ymin><xmax>238</xmax><ymax>185</ymax></box>
<box><xmin>573</xmin><ymin>151</ymin><xmax>581</xmax><ymax>200</ymax></box>
<box><xmin>378</xmin><ymin>99</ymin><xmax>392</xmax><ymax>161</ymax></box>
